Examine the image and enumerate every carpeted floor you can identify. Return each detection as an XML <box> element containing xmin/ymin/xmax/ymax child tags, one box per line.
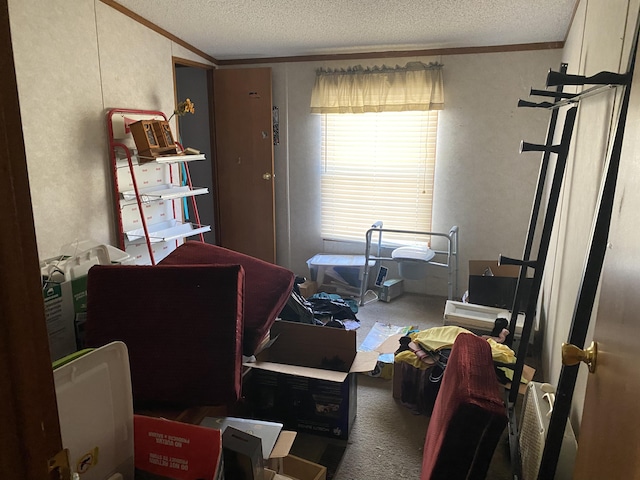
<box><xmin>290</xmin><ymin>293</ymin><xmax>515</xmax><ymax>480</ymax></box>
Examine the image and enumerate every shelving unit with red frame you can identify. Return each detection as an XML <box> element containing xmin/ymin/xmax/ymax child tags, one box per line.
<box><xmin>106</xmin><ymin>108</ymin><xmax>210</xmax><ymax>265</ymax></box>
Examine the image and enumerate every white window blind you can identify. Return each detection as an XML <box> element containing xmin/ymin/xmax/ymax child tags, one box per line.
<box><xmin>321</xmin><ymin>110</ymin><xmax>438</xmax><ymax>245</ymax></box>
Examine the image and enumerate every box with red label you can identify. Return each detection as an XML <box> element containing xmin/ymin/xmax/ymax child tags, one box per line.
<box><xmin>134</xmin><ymin>415</ymin><xmax>223</xmax><ymax>480</ymax></box>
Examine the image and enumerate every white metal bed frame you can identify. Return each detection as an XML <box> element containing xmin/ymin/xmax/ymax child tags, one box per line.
<box><xmin>359</xmin><ymin>222</ymin><xmax>459</xmax><ymax>306</ymax></box>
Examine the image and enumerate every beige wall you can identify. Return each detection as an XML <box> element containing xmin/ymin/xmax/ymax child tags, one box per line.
<box><xmin>260</xmin><ymin>50</ymin><xmax>561</xmax><ymax>296</ymax></box>
<box><xmin>8</xmin><ymin>0</ymin><xmax>213</xmax><ymax>260</ymax></box>
<box><xmin>10</xmin><ymin>0</ymin><xmax>560</xmax><ymax>297</ymax></box>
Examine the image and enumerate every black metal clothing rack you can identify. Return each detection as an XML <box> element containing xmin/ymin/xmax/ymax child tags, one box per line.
<box><xmin>504</xmin><ymin>87</ymin><xmax>578</xmax><ymax>480</ymax></box>
<box><xmin>503</xmin><ymin>52</ymin><xmax>633</xmax><ymax>478</ymax></box>
<box><xmin>537</xmin><ymin>17</ymin><xmax>638</xmax><ymax>480</ymax></box>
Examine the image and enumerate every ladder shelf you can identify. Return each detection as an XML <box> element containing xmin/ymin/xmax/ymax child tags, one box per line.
<box><xmin>107</xmin><ymin>108</ymin><xmax>210</xmax><ymax>265</ymax></box>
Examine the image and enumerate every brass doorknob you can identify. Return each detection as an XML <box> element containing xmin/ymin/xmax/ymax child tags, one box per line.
<box><xmin>262</xmin><ymin>172</ymin><xmax>272</xmax><ymax>180</ymax></box>
<box><xmin>561</xmin><ymin>341</ymin><xmax>597</xmax><ymax>373</ymax></box>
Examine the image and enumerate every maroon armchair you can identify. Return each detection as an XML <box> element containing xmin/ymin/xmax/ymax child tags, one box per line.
<box><xmin>159</xmin><ymin>242</ymin><xmax>295</xmax><ymax>356</ymax></box>
<box><xmin>84</xmin><ymin>242</ymin><xmax>294</xmax><ymax>408</ymax></box>
<box><xmin>421</xmin><ymin>333</ymin><xmax>507</xmax><ymax>480</ymax></box>
<box><xmin>85</xmin><ymin>264</ymin><xmax>245</xmax><ymax>407</ymax></box>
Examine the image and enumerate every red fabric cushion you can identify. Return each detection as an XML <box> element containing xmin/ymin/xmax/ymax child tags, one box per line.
<box><xmin>159</xmin><ymin>242</ymin><xmax>295</xmax><ymax>356</ymax></box>
<box><xmin>421</xmin><ymin>333</ymin><xmax>507</xmax><ymax>480</ymax></box>
<box><xmin>84</xmin><ymin>264</ymin><xmax>244</xmax><ymax>408</ymax></box>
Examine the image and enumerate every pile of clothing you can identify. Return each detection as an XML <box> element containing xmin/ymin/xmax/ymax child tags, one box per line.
<box><xmin>395</xmin><ymin>324</ymin><xmax>516</xmax><ymax>415</ymax></box>
<box><xmin>396</xmin><ymin>324</ymin><xmax>516</xmax><ymax>369</ymax></box>
<box><xmin>279</xmin><ymin>288</ymin><xmax>359</xmax><ymax>329</ymax></box>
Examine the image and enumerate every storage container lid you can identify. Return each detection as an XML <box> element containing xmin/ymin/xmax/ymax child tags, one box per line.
<box><xmin>306</xmin><ymin>254</ymin><xmax>367</xmax><ymax>266</ymax></box>
<box><xmin>391</xmin><ymin>246</ymin><xmax>435</xmax><ymax>262</ymax></box>
<box><xmin>54</xmin><ymin>341</ymin><xmax>134</xmax><ymax>479</ymax></box>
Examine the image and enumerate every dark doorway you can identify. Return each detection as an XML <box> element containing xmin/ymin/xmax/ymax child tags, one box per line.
<box><xmin>175</xmin><ymin>64</ymin><xmax>216</xmax><ymax>244</ymax></box>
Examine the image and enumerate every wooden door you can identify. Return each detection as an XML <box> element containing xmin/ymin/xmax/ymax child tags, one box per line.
<box><xmin>572</xmin><ymin>63</ymin><xmax>640</xmax><ymax>479</ymax></box>
<box><xmin>213</xmin><ymin>68</ymin><xmax>276</xmax><ymax>262</ymax></box>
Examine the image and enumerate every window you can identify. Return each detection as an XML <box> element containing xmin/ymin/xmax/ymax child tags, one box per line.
<box><xmin>321</xmin><ymin>110</ymin><xmax>438</xmax><ymax>245</ymax></box>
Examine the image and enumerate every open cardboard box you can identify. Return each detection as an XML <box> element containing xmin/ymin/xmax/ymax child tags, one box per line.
<box><xmin>468</xmin><ymin>260</ymin><xmax>533</xmax><ymax>311</ymax></box>
<box><xmin>218</xmin><ymin>422</ymin><xmax>317</xmax><ymax>480</ymax></box>
<box><xmin>244</xmin><ymin>320</ymin><xmax>379</xmax><ymax>439</ymax></box>
<box><xmin>266</xmin><ymin>454</ymin><xmax>327</xmax><ymax>480</ymax></box>
<box><xmin>57</xmin><ymin>342</ymin><xmax>315</xmax><ymax>480</ymax></box>
<box><xmin>136</xmin><ymin>416</ymin><xmax>298</xmax><ymax>480</ymax></box>
<box><xmin>135</xmin><ymin>415</ymin><xmax>223</xmax><ymax>480</ymax></box>
<box><xmin>358</xmin><ymin>322</ymin><xmax>415</xmax><ymax>379</ymax></box>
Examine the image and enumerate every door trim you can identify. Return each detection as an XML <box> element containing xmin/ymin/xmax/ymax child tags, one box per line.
<box><xmin>1</xmin><ymin>1</ymin><xmax>63</xmax><ymax>477</ymax></box>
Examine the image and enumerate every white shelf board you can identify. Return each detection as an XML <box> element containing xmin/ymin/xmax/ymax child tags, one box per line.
<box><xmin>125</xmin><ymin>220</ymin><xmax>211</xmax><ymax>243</ymax></box>
<box><xmin>121</xmin><ymin>184</ymin><xmax>209</xmax><ymax>201</ymax></box>
<box><xmin>115</xmin><ymin>152</ymin><xmax>206</xmax><ymax>168</ymax></box>
<box><xmin>142</xmin><ymin>153</ymin><xmax>206</xmax><ymax>164</ymax></box>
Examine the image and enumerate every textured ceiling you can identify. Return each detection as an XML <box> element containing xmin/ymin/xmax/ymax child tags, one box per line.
<box><xmin>113</xmin><ymin>0</ymin><xmax>576</xmax><ymax>61</ymax></box>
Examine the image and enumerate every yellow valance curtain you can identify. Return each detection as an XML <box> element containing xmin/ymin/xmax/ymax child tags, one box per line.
<box><xmin>310</xmin><ymin>61</ymin><xmax>444</xmax><ymax>114</ymax></box>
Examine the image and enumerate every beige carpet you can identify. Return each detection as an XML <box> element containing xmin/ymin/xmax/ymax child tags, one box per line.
<box><xmin>290</xmin><ymin>293</ymin><xmax>514</xmax><ymax>480</ymax></box>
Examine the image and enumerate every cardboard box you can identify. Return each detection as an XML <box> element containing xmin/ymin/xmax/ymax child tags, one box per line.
<box><xmin>500</xmin><ymin>364</ymin><xmax>537</xmax><ymax>395</ymax></box>
<box><xmin>43</xmin><ymin>280</ymin><xmax>77</xmax><ymax>361</ymax></box>
<box><xmin>41</xmin><ymin>257</ymin><xmax>99</xmax><ymax>361</ymax></box>
<box><xmin>135</xmin><ymin>414</ymin><xmax>223</xmax><ymax>480</ymax></box>
<box><xmin>392</xmin><ymin>360</ymin><xmax>403</xmax><ymax>400</ymax></box>
<box><xmin>223</xmin><ymin>426</ymin><xmax>264</xmax><ymax>480</ymax></box>
<box><xmin>358</xmin><ymin>322</ymin><xmax>413</xmax><ymax>379</ymax></box>
<box><xmin>267</xmin><ymin>454</ymin><xmax>327</xmax><ymax>480</ymax></box>
<box><xmin>200</xmin><ymin>417</ymin><xmax>297</xmax><ymax>480</ymax></box>
<box><xmin>468</xmin><ymin>260</ymin><xmax>533</xmax><ymax>311</ymax></box>
<box><xmin>264</xmin><ymin>469</ymin><xmax>290</xmax><ymax>480</ymax></box>
<box><xmin>200</xmin><ymin>417</ymin><xmax>296</xmax><ymax>461</ymax></box>
<box><xmin>244</xmin><ymin>321</ymin><xmax>379</xmax><ymax>439</ymax></box>
<box><xmin>392</xmin><ymin>354</ymin><xmax>537</xmax><ymax>399</ymax></box>
<box><xmin>297</xmin><ymin>280</ymin><xmax>318</xmax><ymax>299</ymax></box>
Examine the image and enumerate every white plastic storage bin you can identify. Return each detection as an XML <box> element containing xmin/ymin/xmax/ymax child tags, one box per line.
<box><xmin>306</xmin><ymin>254</ymin><xmax>375</xmax><ymax>289</ymax></box>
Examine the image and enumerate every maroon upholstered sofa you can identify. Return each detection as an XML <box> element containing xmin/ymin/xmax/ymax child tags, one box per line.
<box><xmin>84</xmin><ymin>242</ymin><xmax>294</xmax><ymax>408</ymax></box>
<box><xmin>420</xmin><ymin>333</ymin><xmax>507</xmax><ymax>480</ymax></box>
